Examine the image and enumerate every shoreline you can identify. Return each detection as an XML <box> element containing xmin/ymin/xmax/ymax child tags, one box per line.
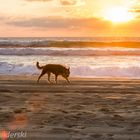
<box><xmin>0</xmin><ymin>74</ymin><xmax>140</xmax><ymax>81</ymax></box>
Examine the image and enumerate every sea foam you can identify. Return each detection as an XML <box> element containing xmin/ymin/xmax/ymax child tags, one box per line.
<box><xmin>0</xmin><ymin>62</ymin><xmax>140</xmax><ymax>78</ymax></box>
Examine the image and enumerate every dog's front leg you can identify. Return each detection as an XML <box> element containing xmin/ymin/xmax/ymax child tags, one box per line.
<box><xmin>65</xmin><ymin>77</ymin><xmax>70</xmax><ymax>84</ymax></box>
<box><xmin>55</xmin><ymin>75</ymin><xmax>58</xmax><ymax>84</ymax></box>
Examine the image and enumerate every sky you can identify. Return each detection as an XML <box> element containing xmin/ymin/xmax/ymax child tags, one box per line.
<box><xmin>0</xmin><ymin>0</ymin><xmax>140</xmax><ymax>37</ymax></box>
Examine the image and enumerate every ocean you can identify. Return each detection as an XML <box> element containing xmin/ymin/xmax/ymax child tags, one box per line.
<box><xmin>0</xmin><ymin>37</ymin><xmax>140</xmax><ymax>78</ymax></box>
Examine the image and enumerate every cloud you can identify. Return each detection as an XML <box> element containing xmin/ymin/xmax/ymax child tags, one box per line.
<box><xmin>60</xmin><ymin>0</ymin><xmax>85</xmax><ymax>6</ymax></box>
<box><xmin>25</xmin><ymin>0</ymin><xmax>52</xmax><ymax>2</ymax></box>
<box><xmin>60</xmin><ymin>0</ymin><xmax>77</xmax><ymax>5</ymax></box>
<box><xmin>130</xmin><ymin>8</ymin><xmax>140</xmax><ymax>18</ymax></box>
<box><xmin>133</xmin><ymin>9</ymin><xmax>140</xmax><ymax>12</ymax></box>
<box><xmin>25</xmin><ymin>0</ymin><xmax>85</xmax><ymax>6</ymax></box>
<box><xmin>1</xmin><ymin>16</ymin><xmax>140</xmax><ymax>37</ymax></box>
<box><xmin>130</xmin><ymin>8</ymin><xmax>140</xmax><ymax>13</ymax></box>
<box><xmin>3</xmin><ymin>16</ymin><xmax>112</xmax><ymax>37</ymax></box>
<box><xmin>5</xmin><ymin>16</ymin><xmax>109</xmax><ymax>30</ymax></box>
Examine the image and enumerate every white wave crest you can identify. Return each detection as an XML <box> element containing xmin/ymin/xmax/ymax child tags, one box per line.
<box><xmin>0</xmin><ymin>62</ymin><xmax>140</xmax><ymax>78</ymax></box>
<box><xmin>71</xmin><ymin>66</ymin><xmax>140</xmax><ymax>77</ymax></box>
<box><xmin>0</xmin><ymin>47</ymin><xmax>140</xmax><ymax>56</ymax></box>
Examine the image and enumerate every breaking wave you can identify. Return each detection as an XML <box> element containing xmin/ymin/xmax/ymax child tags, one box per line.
<box><xmin>0</xmin><ymin>47</ymin><xmax>140</xmax><ymax>56</ymax></box>
<box><xmin>0</xmin><ymin>37</ymin><xmax>140</xmax><ymax>48</ymax></box>
<box><xmin>0</xmin><ymin>62</ymin><xmax>140</xmax><ymax>78</ymax></box>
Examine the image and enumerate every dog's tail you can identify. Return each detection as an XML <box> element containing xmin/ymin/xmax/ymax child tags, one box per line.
<box><xmin>36</xmin><ymin>62</ymin><xmax>44</xmax><ymax>69</ymax></box>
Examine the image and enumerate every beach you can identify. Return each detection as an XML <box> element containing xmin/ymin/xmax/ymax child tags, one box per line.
<box><xmin>0</xmin><ymin>0</ymin><xmax>140</xmax><ymax>138</ymax></box>
<box><xmin>0</xmin><ymin>75</ymin><xmax>140</xmax><ymax>140</ymax></box>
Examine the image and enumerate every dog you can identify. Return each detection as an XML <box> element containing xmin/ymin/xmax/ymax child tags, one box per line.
<box><xmin>36</xmin><ymin>62</ymin><xmax>70</xmax><ymax>84</ymax></box>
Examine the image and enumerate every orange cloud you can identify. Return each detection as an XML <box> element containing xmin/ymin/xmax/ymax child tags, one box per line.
<box><xmin>0</xmin><ymin>15</ymin><xmax>140</xmax><ymax>37</ymax></box>
<box><xmin>25</xmin><ymin>0</ymin><xmax>51</xmax><ymax>1</ymax></box>
<box><xmin>60</xmin><ymin>0</ymin><xmax>77</xmax><ymax>5</ymax></box>
<box><xmin>5</xmin><ymin>16</ymin><xmax>109</xmax><ymax>29</ymax></box>
<box><xmin>25</xmin><ymin>0</ymin><xmax>84</xmax><ymax>6</ymax></box>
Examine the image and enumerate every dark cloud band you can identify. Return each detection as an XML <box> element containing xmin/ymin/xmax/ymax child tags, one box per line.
<box><xmin>5</xmin><ymin>17</ymin><xmax>109</xmax><ymax>30</ymax></box>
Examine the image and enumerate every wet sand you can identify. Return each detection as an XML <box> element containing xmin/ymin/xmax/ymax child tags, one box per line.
<box><xmin>0</xmin><ymin>75</ymin><xmax>140</xmax><ymax>140</ymax></box>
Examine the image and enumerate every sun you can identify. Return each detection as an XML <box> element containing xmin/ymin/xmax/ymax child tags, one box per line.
<box><xmin>104</xmin><ymin>6</ymin><xmax>134</xmax><ymax>23</ymax></box>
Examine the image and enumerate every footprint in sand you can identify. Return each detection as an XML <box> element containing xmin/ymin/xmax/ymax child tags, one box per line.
<box><xmin>112</xmin><ymin>114</ymin><xmax>125</xmax><ymax>121</ymax></box>
<box><xmin>90</xmin><ymin>133</ymin><xmax>103</xmax><ymax>138</ymax></box>
<box><xmin>25</xmin><ymin>95</ymin><xmax>47</xmax><ymax>112</ymax></box>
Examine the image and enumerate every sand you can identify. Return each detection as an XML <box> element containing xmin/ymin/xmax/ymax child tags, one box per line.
<box><xmin>0</xmin><ymin>75</ymin><xmax>140</xmax><ymax>140</ymax></box>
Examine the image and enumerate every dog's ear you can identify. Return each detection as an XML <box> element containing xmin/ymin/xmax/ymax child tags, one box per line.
<box><xmin>68</xmin><ymin>67</ymin><xmax>70</xmax><ymax>70</ymax></box>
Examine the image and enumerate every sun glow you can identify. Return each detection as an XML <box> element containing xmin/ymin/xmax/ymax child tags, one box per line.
<box><xmin>104</xmin><ymin>6</ymin><xmax>134</xmax><ymax>23</ymax></box>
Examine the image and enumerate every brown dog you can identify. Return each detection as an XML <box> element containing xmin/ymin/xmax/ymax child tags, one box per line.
<box><xmin>36</xmin><ymin>62</ymin><xmax>70</xmax><ymax>83</ymax></box>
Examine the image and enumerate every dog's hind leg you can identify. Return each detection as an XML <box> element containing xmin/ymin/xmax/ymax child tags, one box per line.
<box><xmin>37</xmin><ymin>71</ymin><xmax>45</xmax><ymax>83</ymax></box>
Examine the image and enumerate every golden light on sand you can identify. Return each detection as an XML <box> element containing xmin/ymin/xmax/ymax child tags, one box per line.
<box><xmin>9</xmin><ymin>113</ymin><xmax>28</xmax><ymax>130</ymax></box>
<box><xmin>104</xmin><ymin>6</ymin><xmax>134</xmax><ymax>23</ymax></box>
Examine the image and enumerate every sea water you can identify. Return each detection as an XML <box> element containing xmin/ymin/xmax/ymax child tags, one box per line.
<box><xmin>0</xmin><ymin>37</ymin><xmax>140</xmax><ymax>78</ymax></box>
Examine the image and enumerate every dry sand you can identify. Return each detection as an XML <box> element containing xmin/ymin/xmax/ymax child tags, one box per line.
<box><xmin>0</xmin><ymin>75</ymin><xmax>140</xmax><ymax>140</ymax></box>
